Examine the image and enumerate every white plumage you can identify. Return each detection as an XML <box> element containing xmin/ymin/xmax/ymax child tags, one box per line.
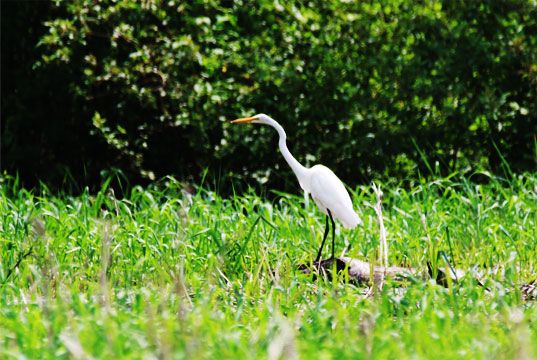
<box><xmin>232</xmin><ymin>113</ymin><xmax>360</xmax><ymax>260</ymax></box>
<box><xmin>308</xmin><ymin>165</ymin><xmax>360</xmax><ymax>229</ymax></box>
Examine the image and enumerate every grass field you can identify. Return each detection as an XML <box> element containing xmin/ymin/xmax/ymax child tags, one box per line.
<box><xmin>1</xmin><ymin>173</ymin><xmax>536</xmax><ymax>359</ymax></box>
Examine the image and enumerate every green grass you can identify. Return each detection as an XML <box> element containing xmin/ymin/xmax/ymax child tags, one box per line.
<box><xmin>1</xmin><ymin>173</ymin><xmax>536</xmax><ymax>359</ymax></box>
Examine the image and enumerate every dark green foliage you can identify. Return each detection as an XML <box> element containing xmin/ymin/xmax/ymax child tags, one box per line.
<box><xmin>2</xmin><ymin>0</ymin><xmax>536</xmax><ymax>191</ymax></box>
<box><xmin>1</xmin><ymin>1</ymin><xmax>115</xmax><ymax>189</ymax></box>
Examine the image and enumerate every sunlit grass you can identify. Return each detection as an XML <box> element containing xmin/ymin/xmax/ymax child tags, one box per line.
<box><xmin>1</xmin><ymin>173</ymin><xmax>536</xmax><ymax>359</ymax></box>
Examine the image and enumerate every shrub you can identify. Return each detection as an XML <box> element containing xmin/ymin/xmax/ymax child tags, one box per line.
<box><xmin>3</xmin><ymin>0</ymin><xmax>536</xmax><ymax>191</ymax></box>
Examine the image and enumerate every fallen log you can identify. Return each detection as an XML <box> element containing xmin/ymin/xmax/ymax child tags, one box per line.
<box><xmin>298</xmin><ymin>257</ymin><xmax>418</xmax><ymax>285</ymax></box>
<box><xmin>298</xmin><ymin>257</ymin><xmax>536</xmax><ymax>301</ymax></box>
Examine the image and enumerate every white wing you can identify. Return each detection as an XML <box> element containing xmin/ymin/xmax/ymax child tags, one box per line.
<box><xmin>308</xmin><ymin>165</ymin><xmax>360</xmax><ymax>229</ymax></box>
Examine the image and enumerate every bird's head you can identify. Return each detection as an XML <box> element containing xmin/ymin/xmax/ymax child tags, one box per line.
<box><xmin>231</xmin><ymin>113</ymin><xmax>273</xmax><ymax>125</ymax></box>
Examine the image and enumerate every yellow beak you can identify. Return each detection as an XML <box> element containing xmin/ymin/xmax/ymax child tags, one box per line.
<box><xmin>231</xmin><ymin>116</ymin><xmax>256</xmax><ymax>123</ymax></box>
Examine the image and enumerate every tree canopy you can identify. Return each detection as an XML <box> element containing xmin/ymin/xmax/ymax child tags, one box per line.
<box><xmin>2</xmin><ymin>0</ymin><xmax>536</xmax><ymax>192</ymax></box>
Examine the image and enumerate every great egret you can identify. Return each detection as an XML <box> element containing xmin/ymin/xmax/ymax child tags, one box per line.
<box><xmin>232</xmin><ymin>114</ymin><xmax>360</xmax><ymax>261</ymax></box>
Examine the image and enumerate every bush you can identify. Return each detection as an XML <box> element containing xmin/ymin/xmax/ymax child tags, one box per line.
<box><xmin>3</xmin><ymin>0</ymin><xmax>536</xmax><ymax>191</ymax></box>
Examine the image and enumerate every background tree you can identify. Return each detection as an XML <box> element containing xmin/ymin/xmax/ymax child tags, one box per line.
<box><xmin>2</xmin><ymin>0</ymin><xmax>536</xmax><ymax>193</ymax></box>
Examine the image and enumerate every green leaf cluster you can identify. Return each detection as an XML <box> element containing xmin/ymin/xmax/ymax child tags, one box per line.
<box><xmin>3</xmin><ymin>0</ymin><xmax>537</xmax><ymax>190</ymax></box>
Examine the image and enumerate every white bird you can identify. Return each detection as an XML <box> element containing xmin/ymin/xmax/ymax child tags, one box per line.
<box><xmin>232</xmin><ymin>113</ymin><xmax>360</xmax><ymax>261</ymax></box>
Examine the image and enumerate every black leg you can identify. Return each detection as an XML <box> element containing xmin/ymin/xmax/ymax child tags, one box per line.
<box><xmin>315</xmin><ymin>214</ymin><xmax>330</xmax><ymax>262</ymax></box>
<box><xmin>328</xmin><ymin>209</ymin><xmax>336</xmax><ymax>259</ymax></box>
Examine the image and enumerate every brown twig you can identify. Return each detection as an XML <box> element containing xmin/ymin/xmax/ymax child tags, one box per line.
<box><xmin>3</xmin><ymin>249</ymin><xmax>34</xmax><ymax>284</ymax></box>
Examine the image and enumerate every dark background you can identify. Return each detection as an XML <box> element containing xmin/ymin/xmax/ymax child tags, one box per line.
<box><xmin>2</xmin><ymin>0</ymin><xmax>536</xmax><ymax>195</ymax></box>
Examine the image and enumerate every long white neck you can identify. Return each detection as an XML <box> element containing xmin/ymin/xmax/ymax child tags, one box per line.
<box><xmin>265</xmin><ymin>119</ymin><xmax>309</xmax><ymax>186</ymax></box>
